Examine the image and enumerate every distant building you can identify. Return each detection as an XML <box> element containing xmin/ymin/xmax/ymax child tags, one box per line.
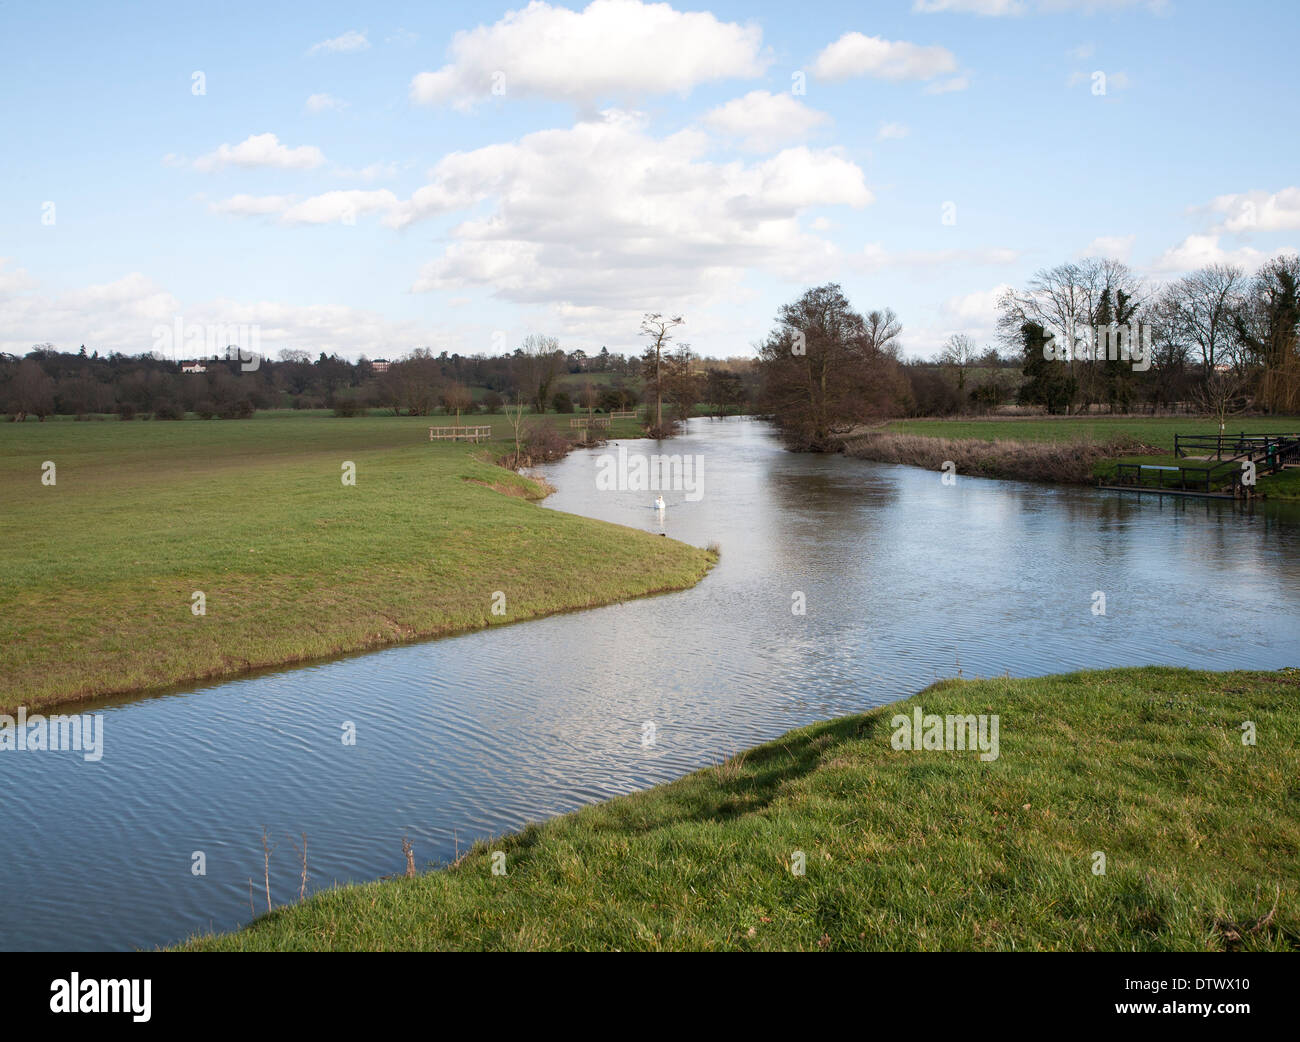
<box><xmin>371</xmin><ymin>358</ymin><xmax>391</xmax><ymax>373</ymax></box>
<box><xmin>180</xmin><ymin>360</ymin><xmax>207</xmax><ymax>374</ymax></box>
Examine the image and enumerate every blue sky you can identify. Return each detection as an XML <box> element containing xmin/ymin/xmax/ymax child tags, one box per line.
<box><xmin>2</xmin><ymin>0</ymin><xmax>1297</xmax><ymax>361</ymax></box>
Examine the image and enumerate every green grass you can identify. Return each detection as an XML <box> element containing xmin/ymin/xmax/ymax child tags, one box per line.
<box><xmin>884</xmin><ymin>415</ymin><xmax>1300</xmax><ymax>453</ymax></box>
<box><xmin>1092</xmin><ymin>453</ymin><xmax>1300</xmax><ymax>500</ymax></box>
<box><xmin>0</xmin><ymin>411</ymin><xmax>712</xmax><ymax>713</ymax></box>
<box><xmin>180</xmin><ymin>667</ymin><xmax>1300</xmax><ymax>952</ymax></box>
<box><xmin>880</xmin><ymin>416</ymin><xmax>1300</xmax><ymax>500</ymax></box>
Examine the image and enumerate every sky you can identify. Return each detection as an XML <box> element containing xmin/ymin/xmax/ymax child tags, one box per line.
<box><xmin>1</xmin><ymin>0</ymin><xmax>1298</xmax><ymax>362</ymax></box>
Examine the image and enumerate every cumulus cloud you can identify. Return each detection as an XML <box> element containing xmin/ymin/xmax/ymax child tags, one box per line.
<box><xmin>392</xmin><ymin>110</ymin><xmax>870</xmax><ymax>311</ymax></box>
<box><xmin>1078</xmin><ymin>234</ymin><xmax>1136</xmax><ymax>261</ymax></box>
<box><xmin>1149</xmin><ymin>234</ymin><xmax>1295</xmax><ymax>273</ymax></box>
<box><xmin>193</xmin><ymin>133</ymin><xmax>325</xmax><ymax>172</ymax></box>
<box><xmin>409</xmin><ymin>0</ymin><xmax>769</xmax><ymax>109</ymax></box>
<box><xmin>811</xmin><ymin>32</ymin><xmax>959</xmax><ymax>83</ymax></box>
<box><xmin>281</xmin><ymin>190</ymin><xmax>401</xmax><ymax>225</ymax></box>
<box><xmin>1204</xmin><ymin>186</ymin><xmax>1300</xmax><ymax>234</ymax></box>
<box><xmin>700</xmin><ymin>91</ymin><xmax>830</xmax><ymax>152</ymax></box>
<box><xmin>308</xmin><ymin>30</ymin><xmax>369</xmax><ymax>56</ymax></box>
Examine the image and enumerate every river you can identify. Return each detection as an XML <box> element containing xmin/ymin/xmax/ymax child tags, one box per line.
<box><xmin>2</xmin><ymin>418</ymin><xmax>1298</xmax><ymax>951</ymax></box>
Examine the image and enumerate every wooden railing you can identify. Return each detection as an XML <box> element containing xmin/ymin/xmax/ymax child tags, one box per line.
<box><xmin>569</xmin><ymin>416</ymin><xmax>611</xmax><ymax>429</ymax></box>
<box><xmin>609</xmin><ymin>409</ymin><xmax>640</xmax><ymax>420</ymax></box>
<box><xmin>1175</xmin><ymin>432</ymin><xmax>1300</xmax><ymax>470</ymax></box>
<box><xmin>429</xmin><ymin>425</ymin><xmax>493</xmax><ymax>443</ymax></box>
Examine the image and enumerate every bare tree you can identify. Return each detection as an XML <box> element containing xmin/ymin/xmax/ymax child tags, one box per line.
<box><xmin>940</xmin><ymin>333</ymin><xmax>978</xmax><ymax>392</ymax></box>
<box><xmin>1159</xmin><ymin>264</ymin><xmax>1246</xmax><ymax>378</ymax></box>
<box><xmin>516</xmin><ymin>334</ymin><xmax>561</xmax><ymax>413</ymax></box>
<box><xmin>639</xmin><ymin>313</ymin><xmax>684</xmax><ymax>430</ymax></box>
<box><xmin>1196</xmin><ymin>367</ymin><xmax>1250</xmax><ymax>438</ymax></box>
<box><xmin>504</xmin><ymin>395</ymin><xmax>527</xmax><ymax>464</ymax></box>
<box><xmin>442</xmin><ymin>381</ymin><xmax>473</xmax><ymax>423</ymax></box>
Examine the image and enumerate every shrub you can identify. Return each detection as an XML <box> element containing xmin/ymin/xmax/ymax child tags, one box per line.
<box><xmin>332</xmin><ymin>395</ymin><xmax>364</xmax><ymax>417</ymax></box>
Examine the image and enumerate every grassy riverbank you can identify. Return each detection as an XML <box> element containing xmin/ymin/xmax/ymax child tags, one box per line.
<box><xmin>0</xmin><ymin>412</ymin><xmax>712</xmax><ymax>714</ymax></box>
<box><xmin>181</xmin><ymin>666</ymin><xmax>1299</xmax><ymax>952</ymax></box>
<box><xmin>845</xmin><ymin>415</ymin><xmax>1300</xmax><ymax>498</ymax></box>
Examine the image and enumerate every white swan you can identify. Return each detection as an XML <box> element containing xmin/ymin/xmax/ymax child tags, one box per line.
<box><xmin>654</xmin><ymin>495</ymin><xmax>666</xmax><ymax>511</ymax></box>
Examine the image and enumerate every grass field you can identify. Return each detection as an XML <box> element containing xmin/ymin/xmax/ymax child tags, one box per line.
<box><xmin>179</xmin><ymin>666</ymin><xmax>1300</xmax><ymax>952</ymax></box>
<box><xmin>883</xmin><ymin>414</ymin><xmax>1300</xmax><ymax>451</ymax></box>
<box><xmin>873</xmin><ymin>415</ymin><xmax>1300</xmax><ymax>499</ymax></box>
<box><xmin>0</xmin><ymin>411</ymin><xmax>713</xmax><ymax>714</ymax></box>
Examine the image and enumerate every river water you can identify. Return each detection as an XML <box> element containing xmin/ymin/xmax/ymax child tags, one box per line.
<box><xmin>3</xmin><ymin>418</ymin><xmax>1298</xmax><ymax>951</ymax></box>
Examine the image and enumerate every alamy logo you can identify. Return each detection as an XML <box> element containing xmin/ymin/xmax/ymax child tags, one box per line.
<box><xmin>151</xmin><ymin>317</ymin><xmax>261</xmax><ymax>371</ymax></box>
<box><xmin>1043</xmin><ymin>322</ymin><xmax>1152</xmax><ymax>372</ymax></box>
<box><xmin>594</xmin><ymin>444</ymin><xmax>705</xmax><ymax>502</ymax></box>
<box><xmin>50</xmin><ymin>974</ymin><xmax>151</xmax><ymax>1022</ymax></box>
<box><xmin>0</xmin><ymin>708</ymin><xmax>104</xmax><ymax>762</ymax></box>
<box><xmin>890</xmin><ymin>706</ymin><xmax>1000</xmax><ymax>762</ymax></box>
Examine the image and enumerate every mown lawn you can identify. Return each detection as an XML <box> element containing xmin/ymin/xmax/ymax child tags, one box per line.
<box><xmin>181</xmin><ymin>667</ymin><xmax>1299</xmax><ymax>952</ymax></box>
<box><xmin>0</xmin><ymin>411</ymin><xmax>712</xmax><ymax>713</ymax></box>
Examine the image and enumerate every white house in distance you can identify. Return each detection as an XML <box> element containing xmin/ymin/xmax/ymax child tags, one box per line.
<box><xmin>370</xmin><ymin>358</ymin><xmax>391</xmax><ymax>373</ymax></box>
<box><xmin>180</xmin><ymin>360</ymin><xmax>207</xmax><ymax>374</ymax></box>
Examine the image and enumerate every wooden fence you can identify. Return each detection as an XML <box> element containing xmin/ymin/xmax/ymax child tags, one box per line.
<box><xmin>429</xmin><ymin>425</ymin><xmax>493</xmax><ymax>443</ymax></box>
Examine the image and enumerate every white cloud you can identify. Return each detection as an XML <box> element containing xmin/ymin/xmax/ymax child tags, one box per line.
<box><xmin>308</xmin><ymin>30</ymin><xmax>370</xmax><ymax>56</ymax></box>
<box><xmin>0</xmin><ymin>258</ymin><xmax>37</xmax><ymax>296</ymax></box>
<box><xmin>1149</xmin><ymin>234</ymin><xmax>1295</xmax><ymax>273</ymax></box>
<box><xmin>210</xmin><ymin>194</ymin><xmax>300</xmax><ymax>217</ymax></box>
<box><xmin>1078</xmin><ymin>234</ymin><xmax>1136</xmax><ymax>261</ymax></box>
<box><xmin>812</xmin><ymin>32</ymin><xmax>959</xmax><ymax>82</ymax></box>
<box><xmin>1068</xmin><ymin>43</ymin><xmax>1095</xmax><ymax>59</ymax></box>
<box><xmin>701</xmin><ymin>91</ymin><xmax>830</xmax><ymax>152</ymax></box>
<box><xmin>942</xmin><ymin>283</ymin><xmax>1015</xmax><ymax>322</ymax></box>
<box><xmin>410</xmin><ymin>0</ymin><xmax>769</xmax><ymax>109</ymax></box>
<box><xmin>877</xmin><ymin>122</ymin><xmax>910</xmax><ymax>140</ymax></box>
<box><xmin>0</xmin><ymin>265</ymin><xmax>453</xmax><ymax>358</ymax></box>
<box><xmin>193</xmin><ymin>133</ymin><xmax>325</xmax><ymax>172</ymax></box>
<box><xmin>281</xmin><ymin>190</ymin><xmax>401</xmax><ymax>225</ymax></box>
<box><xmin>305</xmin><ymin>92</ymin><xmax>346</xmax><ymax>113</ymax></box>
<box><xmin>396</xmin><ymin>110</ymin><xmax>870</xmax><ymax>313</ymax></box>
<box><xmin>1205</xmin><ymin>186</ymin><xmax>1300</xmax><ymax>234</ymax></box>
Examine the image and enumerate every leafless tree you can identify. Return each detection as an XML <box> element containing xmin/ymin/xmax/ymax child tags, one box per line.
<box><xmin>640</xmin><ymin>313</ymin><xmax>684</xmax><ymax>430</ymax></box>
<box><xmin>516</xmin><ymin>334</ymin><xmax>562</xmax><ymax>413</ymax></box>
<box><xmin>1159</xmin><ymin>264</ymin><xmax>1247</xmax><ymax>377</ymax></box>
<box><xmin>940</xmin><ymin>333</ymin><xmax>978</xmax><ymax>391</ymax></box>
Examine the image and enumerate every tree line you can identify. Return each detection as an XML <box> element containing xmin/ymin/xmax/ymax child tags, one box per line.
<box><xmin>0</xmin><ymin>334</ymin><xmax>761</xmax><ymax>421</ymax></box>
<box><xmin>757</xmin><ymin>254</ymin><xmax>1300</xmax><ymax>448</ymax></box>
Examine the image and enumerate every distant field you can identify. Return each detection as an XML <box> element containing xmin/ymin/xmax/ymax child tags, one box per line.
<box><xmin>181</xmin><ymin>667</ymin><xmax>1300</xmax><ymax>952</ymax></box>
<box><xmin>884</xmin><ymin>415</ymin><xmax>1300</xmax><ymax>453</ymax></box>
<box><xmin>0</xmin><ymin>411</ymin><xmax>711</xmax><ymax>713</ymax></box>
